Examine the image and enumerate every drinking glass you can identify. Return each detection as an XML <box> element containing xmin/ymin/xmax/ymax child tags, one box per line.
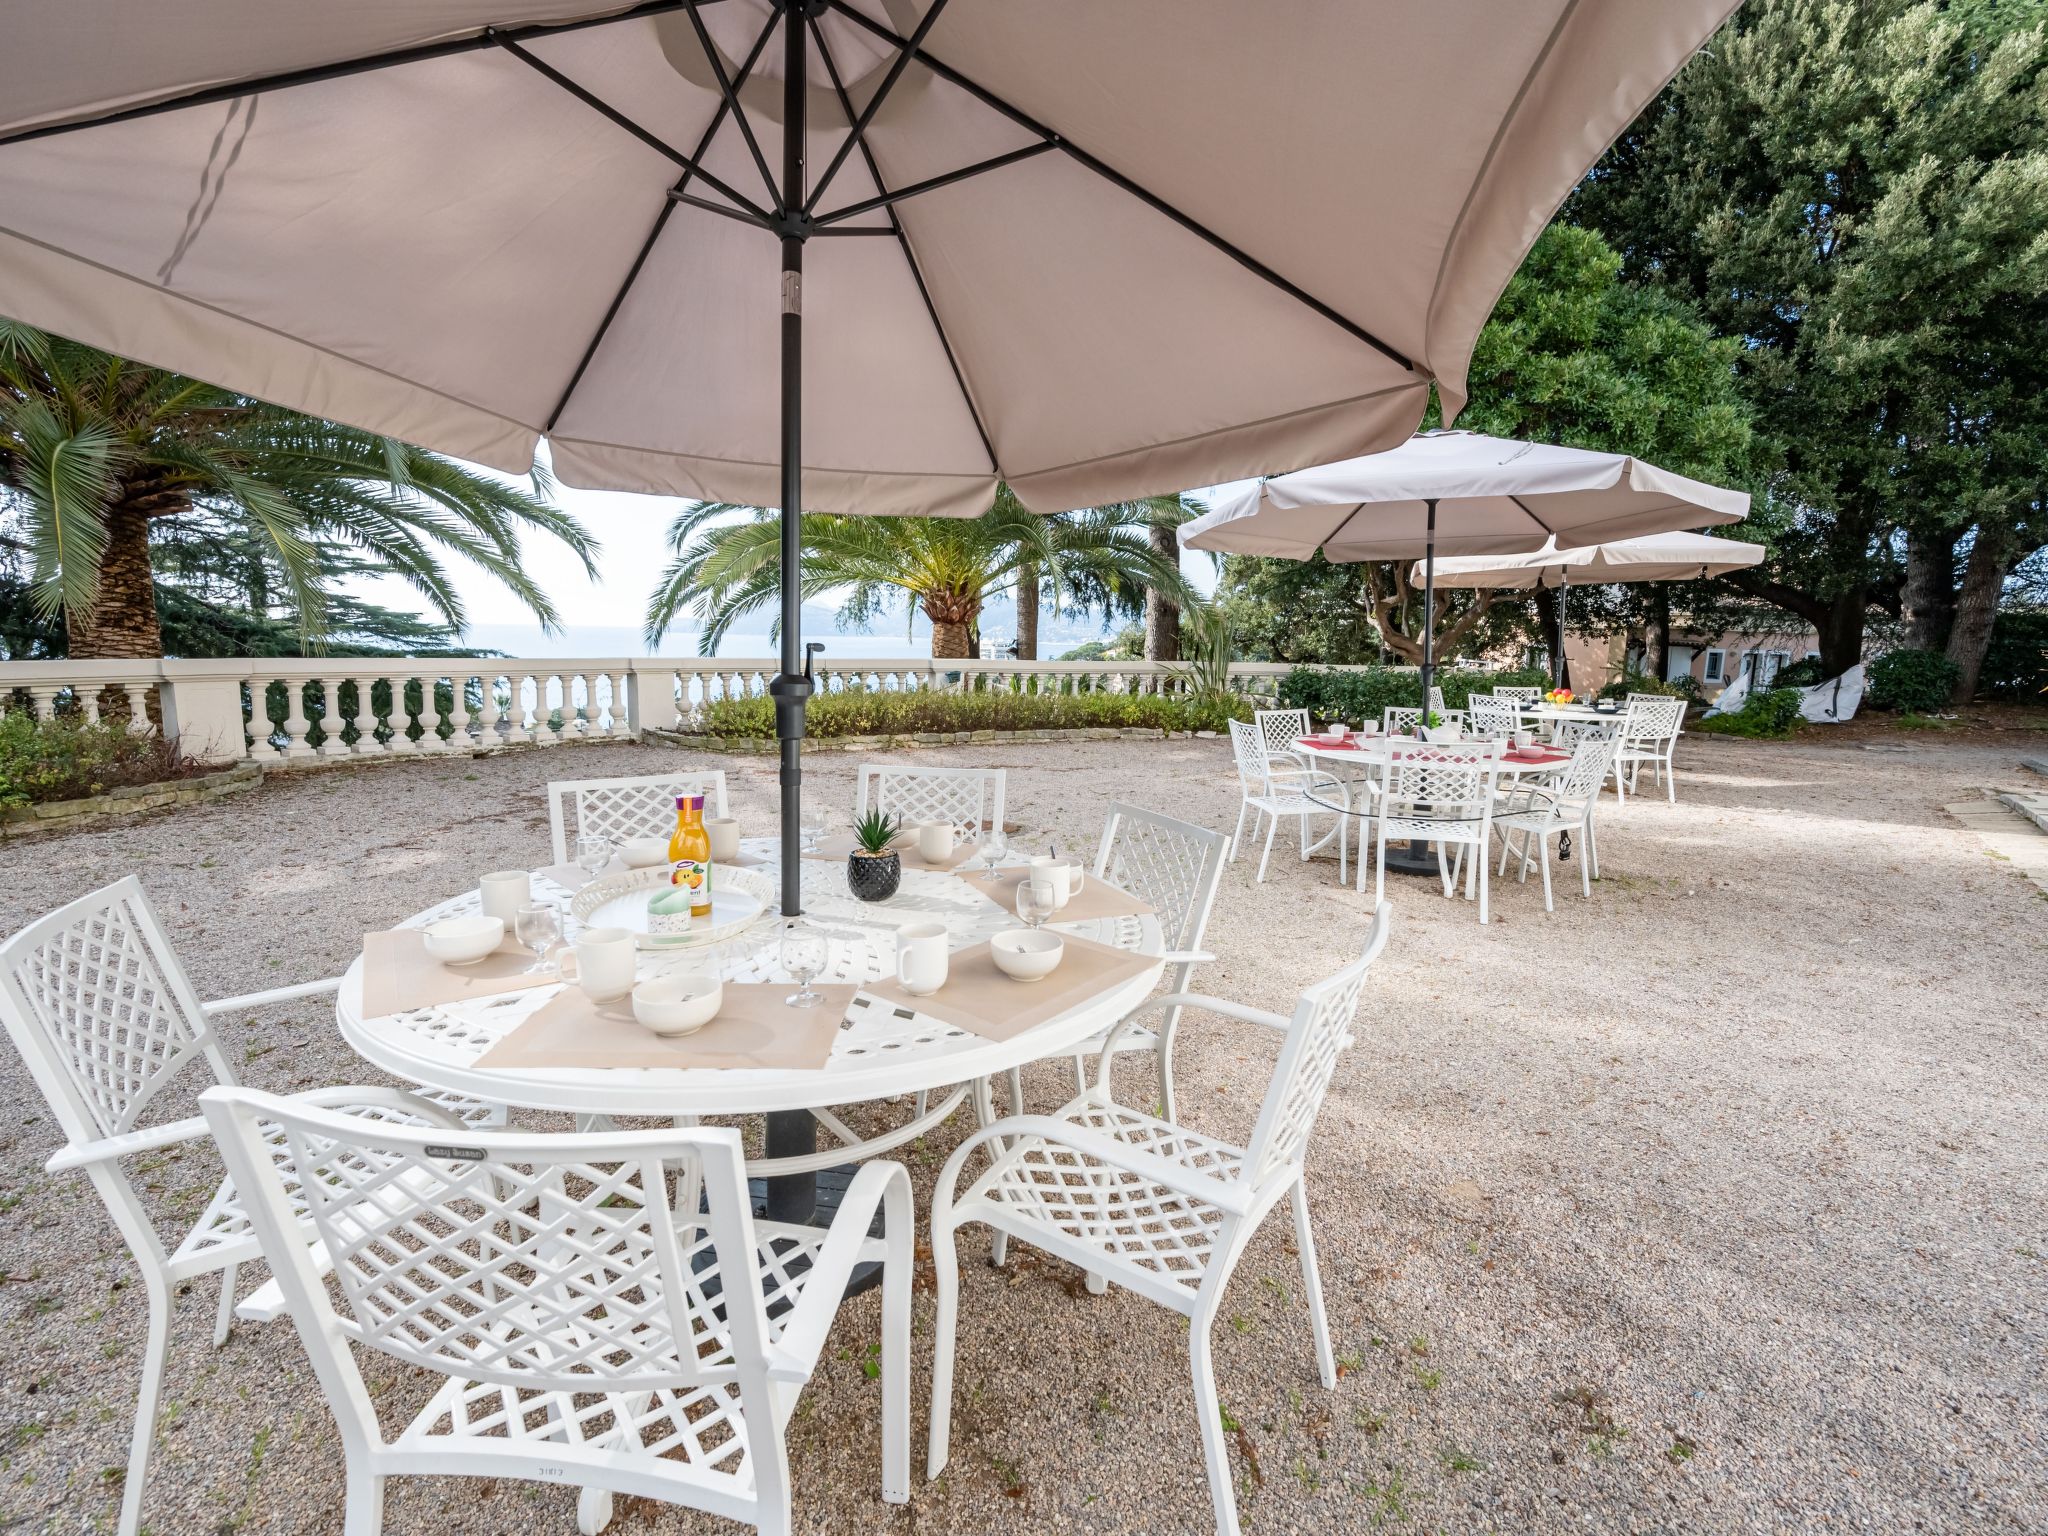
<box><xmin>574</xmin><ymin>834</ymin><xmax>612</xmax><ymax>882</ymax></box>
<box><xmin>779</xmin><ymin>918</ymin><xmax>830</xmax><ymax>1008</ymax></box>
<box><xmin>799</xmin><ymin>804</ymin><xmax>829</xmax><ymax>853</ymax></box>
<box><xmin>1015</xmin><ymin>879</ymin><xmax>1055</xmax><ymax>930</ymax></box>
<box><xmin>513</xmin><ymin>902</ymin><xmax>562</xmax><ymax>975</ymax></box>
<box><xmin>977</xmin><ymin>828</ymin><xmax>1008</xmax><ymax>876</ymax></box>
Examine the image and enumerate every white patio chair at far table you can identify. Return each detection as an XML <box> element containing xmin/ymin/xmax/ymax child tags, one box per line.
<box><xmin>1381</xmin><ymin>706</ymin><xmax>1467</xmax><ymax>736</ymax></box>
<box><xmin>1612</xmin><ymin>696</ymin><xmax>1688</xmax><ymax>803</ymax></box>
<box><xmin>0</xmin><ymin>878</ymin><xmax>485</xmax><ymax>1536</ymax></box>
<box><xmin>1227</xmin><ymin>719</ymin><xmax>1349</xmax><ymax>883</ymax></box>
<box><xmin>547</xmin><ymin>770</ymin><xmax>730</xmax><ymax>865</ymax></box>
<box><xmin>1061</xmin><ymin>804</ymin><xmax>1232</xmax><ymax>1121</ymax></box>
<box><xmin>1369</xmin><ymin>740</ymin><xmax>1506</xmax><ymax>923</ymax></box>
<box><xmin>202</xmin><ymin>1091</ymin><xmax>912</xmax><ymax>1536</ymax></box>
<box><xmin>856</xmin><ymin>762</ymin><xmax>1006</xmax><ymax>841</ymax></box>
<box><xmin>1487</xmin><ymin>734</ymin><xmax>1621</xmax><ymax>909</ymax></box>
<box><xmin>927</xmin><ymin>904</ymin><xmax>1393</xmax><ymax>1536</ymax></box>
<box><xmin>1493</xmin><ymin>686</ymin><xmax>1544</xmax><ymax>705</ymax></box>
<box><xmin>1466</xmin><ymin>695</ymin><xmax>1522</xmax><ymax>741</ymax></box>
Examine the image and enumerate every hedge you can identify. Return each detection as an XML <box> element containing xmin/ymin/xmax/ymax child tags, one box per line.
<box><xmin>1979</xmin><ymin>610</ymin><xmax>2047</xmax><ymax>700</ymax></box>
<box><xmin>1275</xmin><ymin>664</ymin><xmax>1552</xmax><ymax>722</ymax></box>
<box><xmin>694</xmin><ymin>686</ymin><xmax>1252</xmax><ymax>740</ymax></box>
<box><xmin>1868</xmin><ymin>649</ymin><xmax>1961</xmax><ymax>714</ymax></box>
<box><xmin>1693</xmin><ymin>686</ymin><xmax>1803</xmax><ymax>739</ymax></box>
<box><xmin>1</xmin><ymin>710</ymin><xmax>201</xmax><ymax>810</ymax></box>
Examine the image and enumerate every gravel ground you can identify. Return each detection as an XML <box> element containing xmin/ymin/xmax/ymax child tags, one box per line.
<box><xmin>1</xmin><ymin>727</ymin><xmax>2043</xmax><ymax>1535</ymax></box>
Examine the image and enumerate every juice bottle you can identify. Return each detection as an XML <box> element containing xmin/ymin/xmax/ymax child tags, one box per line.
<box><xmin>668</xmin><ymin>792</ymin><xmax>713</xmax><ymax>918</ymax></box>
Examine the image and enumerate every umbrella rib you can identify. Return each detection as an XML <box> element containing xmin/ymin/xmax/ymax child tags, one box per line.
<box><xmin>812</xmin><ymin>141</ymin><xmax>1059</xmax><ymax>226</ymax></box>
<box><xmin>809</xmin><ymin>14</ymin><xmax>999</xmax><ymax>474</ymax></box>
<box><xmin>825</xmin><ymin>0</ymin><xmax>1417</xmax><ymax>375</ymax></box>
<box><xmin>543</xmin><ymin>4</ymin><xmax>782</xmax><ymax>435</ymax></box>
<box><xmin>803</xmin><ymin>0</ymin><xmax>956</xmax><ymax>218</ymax></box>
<box><xmin>491</xmin><ymin>32</ymin><xmax>773</xmax><ymax>227</ymax></box>
<box><xmin>681</xmin><ymin>0</ymin><xmax>782</xmax><ymax>211</ymax></box>
<box><xmin>0</xmin><ymin>0</ymin><xmax>738</xmax><ymax>150</ymax></box>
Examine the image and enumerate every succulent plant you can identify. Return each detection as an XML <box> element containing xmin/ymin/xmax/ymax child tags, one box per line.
<box><xmin>851</xmin><ymin>808</ymin><xmax>901</xmax><ymax>856</ymax></box>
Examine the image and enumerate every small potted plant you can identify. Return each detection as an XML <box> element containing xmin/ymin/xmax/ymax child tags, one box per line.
<box><xmin>846</xmin><ymin>808</ymin><xmax>902</xmax><ymax>902</ymax></box>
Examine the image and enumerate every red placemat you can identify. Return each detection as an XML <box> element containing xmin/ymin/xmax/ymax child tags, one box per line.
<box><xmin>1298</xmin><ymin>736</ymin><xmax>1361</xmax><ymax>750</ymax></box>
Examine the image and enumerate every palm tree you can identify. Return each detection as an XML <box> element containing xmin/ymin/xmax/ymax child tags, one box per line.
<box><xmin>644</xmin><ymin>486</ymin><xmax>1198</xmax><ymax>659</ymax></box>
<box><xmin>0</xmin><ymin>321</ymin><xmax>598</xmax><ymax>658</ymax></box>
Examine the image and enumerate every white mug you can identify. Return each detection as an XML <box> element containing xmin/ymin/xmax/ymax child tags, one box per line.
<box><xmin>1512</xmin><ymin>730</ymin><xmax>1535</xmax><ymax>750</ymax></box>
<box><xmin>556</xmin><ymin>926</ymin><xmax>638</xmax><ymax>1001</ymax></box>
<box><xmin>916</xmin><ymin>821</ymin><xmax>956</xmax><ymax>862</ymax></box>
<box><xmin>479</xmin><ymin>870</ymin><xmax>531</xmax><ymax>925</ymax></box>
<box><xmin>704</xmin><ymin>817</ymin><xmax>741</xmax><ymax>863</ymax></box>
<box><xmin>894</xmin><ymin>921</ymin><xmax>949</xmax><ymax>996</ymax></box>
<box><xmin>1030</xmin><ymin>855</ymin><xmax>1074</xmax><ymax>908</ymax></box>
<box><xmin>1329</xmin><ymin>722</ymin><xmax>1350</xmax><ymax>740</ymax></box>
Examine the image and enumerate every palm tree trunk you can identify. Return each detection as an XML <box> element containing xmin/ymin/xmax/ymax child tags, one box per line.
<box><xmin>930</xmin><ymin>620</ymin><xmax>973</xmax><ymax>659</ymax></box>
<box><xmin>69</xmin><ymin>502</ymin><xmax>165</xmax><ymax>659</ymax></box>
<box><xmin>1015</xmin><ymin>561</ymin><xmax>1038</xmax><ymax>660</ymax></box>
<box><xmin>1144</xmin><ymin>519</ymin><xmax>1180</xmax><ymax>661</ymax></box>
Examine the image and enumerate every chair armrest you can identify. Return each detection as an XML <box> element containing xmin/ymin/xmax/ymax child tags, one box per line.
<box><xmin>1092</xmin><ymin>991</ymin><xmax>1290</xmax><ymax>1087</ymax></box>
<box><xmin>203</xmin><ymin>976</ymin><xmax>342</xmax><ymax>1016</ymax></box>
<box><xmin>767</xmin><ymin>1160</ymin><xmax>912</xmax><ymax>1381</ymax></box>
<box><xmin>46</xmin><ymin>1115</ymin><xmax>211</xmax><ymax>1174</ymax></box>
<box><xmin>1156</xmin><ymin>949</ymin><xmax>1216</xmax><ymax>967</ymax></box>
<box><xmin>936</xmin><ymin>1116</ymin><xmax>1255</xmax><ymax>1220</ymax></box>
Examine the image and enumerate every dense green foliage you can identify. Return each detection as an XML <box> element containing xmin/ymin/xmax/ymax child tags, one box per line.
<box><xmin>1694</xmin><ymin>687</ymin><xmax>1804</xmax><ymax>739</ymax></box>
<box><xmin>0</xmin><ymin>710</ymin><xmax>198</xmax><ymax>809</ymax></box>
<box><xmin>696</xmin><ymin>686</ymin><xmax>1251</xmax><ymax>741</ymax></box>
<box><xmin>1275</xmin><ymin>665</ymin><xmax>1552</xmax><ymax>722</ymax></box>
<box><xmin>1570</xmin><ymin>0</ymin><xmax>2048</xmax><ymax>688</ymax></box>
<box><xmin>1979</xmin><ymin>609</ymin><xmax>2048</xmax><ymax>698</ymax></box>
<box><xmin>1868</xmin><ymin>649</ymin><xmax>1965</xmax><ymax>714</ymax></box>
<box><xmin>1597</xmin><ymin>671</ymin><xmax>1698</xmax><ymax>703</ymax></box>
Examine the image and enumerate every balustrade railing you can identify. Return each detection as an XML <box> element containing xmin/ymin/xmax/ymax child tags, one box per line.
<box><xmin>1</xmin><ymin>655</ymin><xmax>1381</xmax><ymax>767</ymax></box>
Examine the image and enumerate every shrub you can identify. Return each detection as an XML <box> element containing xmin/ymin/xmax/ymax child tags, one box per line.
<box><xmin>694</xmin><ymin>685</ymin><xmax>1252</xmax><ymax>740</ymax></box>
<box><xmin>1768</xmin><ymin>656</ymin><xmax>1827</xmax><ymax>691</ymax></box>
<box><xmin>1693</xmin><ymin>686</ymin><xmax>1803</xmax><ymax>739</ymax></box>
<box><xmin>1597</xmin><ymin>669</ymin><xmax>1693</xmax><ymax>702</ymax></box>
<box><xmin>1978</xmin><ymin>610</ymin><xmax>2048</xmax><ymax>700</ymax></box>
<box><xmin>1275</xmin><ymin>664</ymin><xmax>1549</xmax><ymax>722</ymax></box>
<box><xmin>1868</xmin><ymin>648</ymin><xmax>1961</xmax><ymax>713</ymax></box>
<box><xmin>0</xmin><ymin>710</ymin><xmax>199</xmax><ymax>809</ymax></box>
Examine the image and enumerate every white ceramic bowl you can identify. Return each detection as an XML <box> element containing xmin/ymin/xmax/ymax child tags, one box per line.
<box><xmin>421</xmin><ymin>914</ymin><xmax>504</xmax><ymax>966</ymax></box>
<box><xmin>619</xmin><ymin>837</ymin><xmax>669</xmax><ymax>870</ymax></box>
<box><xmin>990</xmin><ymin>928</ymin><xmax>1064</xmax><ymax>982</ymax></box>
<box><xmin>632</xmin><ymin>972</ymin><xmax>722</xmax><ymax>1036</ymax></box>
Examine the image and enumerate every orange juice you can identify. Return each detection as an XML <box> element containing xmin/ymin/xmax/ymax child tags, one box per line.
<box><xmin>668</xmin><ymin>793</ymin><xmax>713</xmax><ymax>918</ymax></box>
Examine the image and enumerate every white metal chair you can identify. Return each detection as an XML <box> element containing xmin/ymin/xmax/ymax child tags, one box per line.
<box><xmin>1382</xmin><ymin>705</ymin><xmax>1466</xmax><ymax>737</ymax></box>
<box><xmin>1611</xmin><ymin>697</ymin><xmax>1687</xmax><ymax>803</ymax></box>
<box><xmin>0</xmin><ymin>878</ymin><xmax>477</xmax><ymax>1536</ymax></box>
<box><xmin>1466</xmin><ymin>695</ymin><xmax>1521</xmax><ymax>741</ymax></box>
<box><xmin>1226</xmin><ymin>719</ymin><xmax>1348</xmax><ymax>882</ymax></box>
<box><xmin>1369</xmin><ymin>741</ymin><xmax>1505</xmax><ymax>922</ymax></box>
<box><xmin>927</xmin><ymin>904</ymin><xmax>1392</xmax><ymax>1536</ymax></box>
<box><xmin>1493</xmin><ymin>686</ymin><xmax>1543</xmax><ymax>705</ymax></box>
<box><xmin>1490</xmin><ymin>735</ymin><xmax>1620</xmax><ymax>908</ymax></box>
<box><xmin>201</xmin><ymin>1087</ymin><xmax>912</xmax><ymax>1536</ymax></box>
<box><xmin>1061</xmin><ymin>804</ymin><xmax>1232</xmax><ymax>1121</ymax></box>
<box><xmin>855</xmin><ymin>763</ymin><xmax>1005</xmax><ymax>840</ymax></box>
<box><xmin>547</xmin><ymin>770</ymin><xmax>730</xmax><ymax>864</ymax></box>
<box><xmin>1252</xmin><ymin>706</ymin><xmax>1314</xmax><ymax>759</ymax></box>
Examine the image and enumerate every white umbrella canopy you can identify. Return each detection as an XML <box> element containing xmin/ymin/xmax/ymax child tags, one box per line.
<box><xmin>1417</xmin><ymin>530</ymin><xmax>1766</xmax><ymax>589</ymax></box>
<box><xmin>0</xmin><ymin>1</ymin><xmax>1737</xmax><ymax>517</ymax></box>
<box><xmin>1180</xmin><ymin>431</ymin><xmax>1752</xmax><ymax>562</ymax></box>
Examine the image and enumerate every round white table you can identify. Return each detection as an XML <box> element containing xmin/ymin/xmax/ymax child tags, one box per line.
<box><xmin>338</xmin><ymin>852</ymin><xmax>1164</xmax><ymax>1180</ymax></box>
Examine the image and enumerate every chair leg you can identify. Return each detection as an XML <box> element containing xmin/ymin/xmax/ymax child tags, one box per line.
<box><xmin>1005</xmin><ymin>1068</ymin><xmax>1024</xmax><ymax>1118</ymax></box>
<box><xmin>913</xmin><ymin>1090</ymin><xmax>928</xmax><ymax>1119</ymax></box>
<box><xmin>1189</xmin><ymin>1323</ymin><xmax>1244</xmax><ymax>1536</ymax></box>
<box><xmin>1230</xmin><ymin>799</ymin><xmax>1249</xmax><ymax>860</ymax></box>
<box><xmin>116</xmin><ymin>1265</ymin><xmax>172</xmax><ymax>1536</ymax></box>
<box><xmin>1157</xmin><ymin>1023</ymin><xmax>1179</xmax><ymax>1127</ymax></box>
<box><xmin>1071</xmin><ymin>1052</ymin><xmax>1090</xmax><ymax>1097</ymax></box>
<box><xmin>343</xmin><ymin>1460</ymin><xmax>387</xmax><ymax>1536</ymax></box>
<box><xmin>213</xmin><ymin>1259</ymin><xmax>238</xmax><ymax>1347</ymax></box>
<box><xmin>576</xmin><ymin>1486</ymin><xmax>614</xmax><ymax>1536</ymax></box>
<box><xmin>1477</xmin><ymin>840</ymin><xmax>1490</xmax><ymax>925</ymax></box>
<box><xmin>1579</xmin><ymin>822</ymin><xmax>1593</xmax><ymax>898</ymax></box>
<box><xmin>1257</xmin><ymin>814</ymin><xmax>1279</xmax><ymax>882</ymax></box>
<box><xmin>926</xmin><ymin>1215</ymin><xmax>962</xmax><ymax>1479</ymax></box>
<box><xmin>1537</xmin><ymin>833</ymin><xmax>1553</xmax><ymax>913</ymax></box>
<box><xmin>1291</xmin><ymin>1182</ymin><xmax>1337</xmax><ymax>1390</ymax></box>
<box><xmin>880</xmin><ymin>1200</ymin><xmax>912</xmax><ymax>1503</ymax></box>
<box><xmin>1665</xmin><ymin>752</ymin><xmax>1677</xmax><ymax>803</ymax></box>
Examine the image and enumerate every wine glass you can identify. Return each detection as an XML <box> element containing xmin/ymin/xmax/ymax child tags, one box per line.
<box><xmin>799</xmin><ymin>803</ymin><xmax>829</xmax><ymax>853</ymax></box>
<box><xmin>977</xmin><ymin>827</ymin><xmax>1008</xmax><ymax>877</ymax></box>
<box><xmin>573</xmin><ymin>834</ymin><xmax>612</xmax><ymax>883</ymax></box>
<box><xmin>513</xmin><ymin>902</ymin><xmax>561</xmax><ymax>975</ymax></box>
<box><xmin>779</xmin><ymin>918</ymin><xmax>830</xmax><ymax>1008</ymax></box>
<box><xmin>1014</xmin><ymin>878</ymin><xmax>1055</xmax><ymax>930</ymax></box>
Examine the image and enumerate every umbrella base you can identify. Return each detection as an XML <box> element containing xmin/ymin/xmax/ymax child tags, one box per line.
<box><xmin>1381</xmin><ymin>837</ymin><xmax>1448</xmax><ymax>877</ymax></box>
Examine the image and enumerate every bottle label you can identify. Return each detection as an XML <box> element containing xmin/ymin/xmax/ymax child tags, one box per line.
<box><xmin>672</xmin><ymin>858</ymin><xmax>707</xmax><ymax>895</ymax></box>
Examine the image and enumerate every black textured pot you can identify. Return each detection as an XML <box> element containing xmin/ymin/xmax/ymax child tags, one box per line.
<box><xmin>847</xmin><ymin>850</ymin><xmax>901</xmax><ymax>902</ymax></box>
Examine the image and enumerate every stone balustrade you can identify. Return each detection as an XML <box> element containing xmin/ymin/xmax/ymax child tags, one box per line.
<box><xmin>2</xmin><ymin>655</ymin><xmax>1382</xmax><ymax>767</ymax></box>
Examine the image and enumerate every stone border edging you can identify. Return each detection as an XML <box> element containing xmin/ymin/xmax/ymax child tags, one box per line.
<box><xmin>2</xmin><ymin>761</ymin><xmax>263</xmax><ymax>837</ymax></box>
<box><xmin>647</xmin><ymin>726</ymin><xmax>1226</xmax><ymax>754</ymax></box>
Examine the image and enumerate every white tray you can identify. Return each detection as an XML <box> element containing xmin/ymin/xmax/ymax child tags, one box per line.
<box><xmin>569</xmin><ymin>864</ymin><xmax>775</xmax><ymax>951</ymax></box>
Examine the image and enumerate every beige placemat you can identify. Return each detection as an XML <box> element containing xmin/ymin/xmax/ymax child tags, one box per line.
<box><xmin>860</xmin><ymin>934</ymin><xmax>1158</xmax><ymax>1043</ymax></box>
<box><xmin>359</xmin><ymin>929</ymin><xmax>559</xmax><ymax>1018</ymax></box>
<box><xmin>956</xmin><ymin>865</ymin><xmax>1155</xmax><ymax>922</ymax></box>
<box><xmin>474</xmin><ymin>982</ymin><xmax>857</xmax><ymax>1071</ymax></box>
<box><xmin>799</xmin><ymin>832</ymin><xmax>980</xmax><ymax>872</ymax></box>
<box><xmin>536</xmin><ymin>857</ymin><xmax>627</xmax><ymax>893</ymax></box>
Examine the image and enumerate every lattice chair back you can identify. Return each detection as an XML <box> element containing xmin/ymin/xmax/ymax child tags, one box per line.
<box><xmin>1554</xmin><ymin>735</ymin><xmax>1621</xmax><ymax>804</ymax></box>
<box><xmin>0</xmin><ymin>877</ymin><xmax>233</xmax><ymax>1145</ymax></box>
<box><xmin>1429</xmin><ymin>685</ymin><xmax>1447</xmax><ymax>714</ymax></box>
<box><xmin>857</xmin><ymin>764</ymin><xmax>1005</xmax><ymax>840</ymax></box>
<box><xmin>204</xmin><ymin>1087</ymin><xmax>784</xmax><ymax>1408</ymax></box>
<box><xmin>1382</xmin><ymin>741</ymin><xmax>1501</xmax><ymax>806</ymax></box>
<box><xmin>1094</xmin><ymin>804</ymin><xmax>1231</xmax><ymax>953</ymax></box>
<box><xmin>547</xmin><ymin>771</ymin><xmax>731</xmax><ymax>865</ymax></box>
<box><xmin>1494</xmin><ymin>686</ymin><xmax>1543</xmax><ymax>705</ymax></box>
<box><xmin>1382</xmin><ymin>706</ymin><xmax>1423</xmax><ymax>736</ymax></box>
<box><xmin>1227</xmin><ymin>718</ymin><xmax>1274</xmax><ymax>792</ymax></box>
<box><xmin>1252</xmin><ymin>708</ymin><xmax>1312</xmax><ymax>759</ymax></box>
<box><xmin>1244</xmin><ymin>903</ymin><xmax>1391</xmax><ymax>1184</ymax></box>
<box><xmin>1466</xmin><ymin>696</ymin><xmax>1520</xmax><ymax>741</ymax></box>
<box><xmin>1625</xmin><ymin>697</ymin><xmax>1687</xmax><ymax>742</ymax></box>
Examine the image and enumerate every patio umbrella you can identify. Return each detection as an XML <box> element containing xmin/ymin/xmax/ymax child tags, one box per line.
<box><xmin>1180</xmin><ymin>431</ymin><xmax>1750</xmax><ymax>710</ymax></box>
<box><xmin>1419</xmin><ymin>530</ymin><xmax>1766</xmax><ymax>685</ymax></box>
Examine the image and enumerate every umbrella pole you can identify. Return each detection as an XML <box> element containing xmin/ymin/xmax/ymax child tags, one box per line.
<box><xmin>1418</xmin><ymin>497</ymin><xmax>1437</xmax><ymax>717</ymax></box>
<box><xmin>1555</xmin><ymin>578</ymin><xmax>1568</xmax><ymax>689</ymax></box>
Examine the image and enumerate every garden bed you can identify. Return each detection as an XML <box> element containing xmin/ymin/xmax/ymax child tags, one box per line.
<box><xmin>0</xmin><ymin>759</ymin><xmax>261</xmax><ymax>836</ymax></box>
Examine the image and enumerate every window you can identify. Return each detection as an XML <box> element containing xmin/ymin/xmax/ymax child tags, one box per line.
<box><xmin>1703</xmin><ymin>649</ymin><xmax>1725</xmax><ymax>683</ymax></box>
